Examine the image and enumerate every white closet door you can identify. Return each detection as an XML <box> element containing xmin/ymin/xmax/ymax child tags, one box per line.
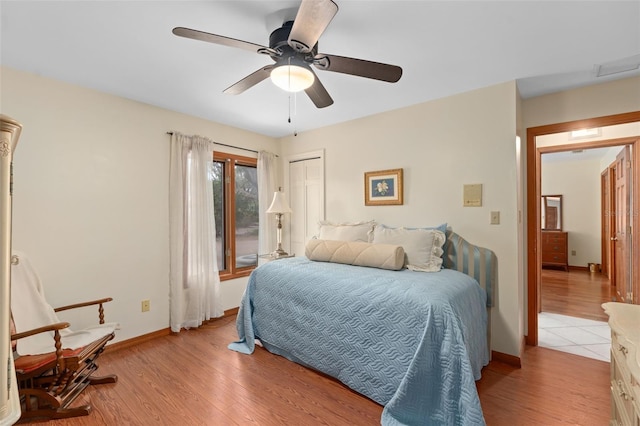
<box><xmin>288</xmin><ymin>152</ymin><xmax>324</xmax><ymax>257</ymax></box>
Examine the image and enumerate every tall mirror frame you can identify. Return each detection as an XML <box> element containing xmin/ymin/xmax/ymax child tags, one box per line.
<box><xmin>541</xmin><ymin>194</ymin><xmax>562</xmax><ymax>231</ymax></box>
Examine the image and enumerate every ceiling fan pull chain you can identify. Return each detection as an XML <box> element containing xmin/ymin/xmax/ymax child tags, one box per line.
<box><xmin>287</xmin><ymin>56</ymin><xmax>293</xmax><ymax>126</ymax></box>
<box><xmin>287</xmin><ymin>92</ymin><xmax>298</xmax><ymax>136</ymax></box>
<box><xmin>288</xmin><ymin>57</ymin><xmax>292</xmax><ymax>92</ymax></box>
<box><xmin>294</xmin><ymin>92</ymin><xmax>298</xmax><ymax>136</ymax></box>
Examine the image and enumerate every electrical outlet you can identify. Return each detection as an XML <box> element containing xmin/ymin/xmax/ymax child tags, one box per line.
<box><xmin>571</xmin><ymin>250</ymin><xmax>576</xmax><ymax>256</ymax></box>
<box><xmin>141</xmin><ymin>300</ymin><xmax>150</xmax><ymax>312</ymax></box>
<box><xmin>490</xmin><ymin>211</ymin><xmax>500</xmax><ymax>225</ymax></box>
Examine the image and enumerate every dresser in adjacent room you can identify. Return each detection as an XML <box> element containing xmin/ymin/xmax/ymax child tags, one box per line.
<box><xmin>541</xmin><ymin>230</ymin><xmax>568</xmax><ymax>271</ymax></box>
<box><xmin>602</xmin><ymin>302</ymin><xmax>640</xmax><ymax>426</ymax></box>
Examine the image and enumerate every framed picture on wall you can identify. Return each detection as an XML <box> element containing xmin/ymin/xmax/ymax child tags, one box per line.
<box><xmin>364</xmin><ymin>168</ymin><xmax>403</xmax><ymax>206</ymax></box>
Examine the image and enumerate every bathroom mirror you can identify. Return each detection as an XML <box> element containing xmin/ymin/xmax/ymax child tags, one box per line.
<box><xmin>541</xmin><ymin>195</ymin><xmax>562</xmax><ymax>231</ymax></box>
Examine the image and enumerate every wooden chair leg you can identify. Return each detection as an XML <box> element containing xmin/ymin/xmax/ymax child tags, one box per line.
<box><xmin>89</xmin><ymin>374</ymin><xmax>117</xmax><ymax>385</ymax></box>
<box><xmin>17</xmin><ymin>388</ymin><xmax>91</xmax><ymax>423</ymax></box>
<box><xmin>18</xmin><ymin>405</ymin><xmax>92</xmax><ymax>422</ymax></box>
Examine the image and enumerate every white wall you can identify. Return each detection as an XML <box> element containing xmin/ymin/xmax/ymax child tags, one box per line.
<box><xmin>1</xmin><ymin>66</ymin><xmax>525</xmax><ymax>357</ymax></box>
<box><xmin>279</xmin><ymin>81</ymin><xmax>522</xmax><ymax>357</ymax></box>
<box><xmin>542</xmin><ymin>158</ymin><xmax>602</xmax><ymax>266</ymax></box>
<box><xmin>1</xmin><ymin>66</ymin><xmax>278</xmax><ymax>343</ymax></box>
<box><xmin>523</xmin><ymin>76</ymin><xmax>640</xmax><ymax>129</ymax></box>
<box><xmin>8</xmin><ymin>63</ymin><xmax>635</xmax><ymax>359</ymax></box>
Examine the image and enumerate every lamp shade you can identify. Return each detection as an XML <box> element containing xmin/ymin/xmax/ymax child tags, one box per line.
<box><xmin>270</xmin><ymin>64</ymin><xmax>314</xmax><ymax>92</ymax></box>
<box><xmin>266</xmin><ymin>191</ymin><xmax>292</xmax><ymax>214</ymax></box>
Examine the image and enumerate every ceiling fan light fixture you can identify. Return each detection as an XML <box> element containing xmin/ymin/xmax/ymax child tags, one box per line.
<box><xmin>270</xmin><ymin>64</ymin><xmax>314</xmax><ymax>92</ymax></box>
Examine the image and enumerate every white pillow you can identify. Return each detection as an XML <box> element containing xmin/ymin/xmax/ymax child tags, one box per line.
<box><xmin>372</xmin><ymin>226</ymin><xmax>445</xmax><ymax>272</ymax></box>
<box><xmin>317</xmin><ymin>220</ymin><xmax>376</xmax><ymax>242</ymax></box>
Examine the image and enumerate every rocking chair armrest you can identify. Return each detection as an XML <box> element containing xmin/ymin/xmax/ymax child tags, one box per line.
<box><xmin>10</xmin><ymin>321</ymin><xmax>70</xmax><ymax>341</ymax></box>
<box><xmin>54</xmin><ymin>297</ymin><xmax>113</xmax><ymax>312</ymax></box>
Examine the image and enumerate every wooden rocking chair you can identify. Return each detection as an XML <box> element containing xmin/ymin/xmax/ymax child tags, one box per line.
<box><xmin>9</xmin><ymin>252</ymin><xmax>118</xmax><ymax>422</ymax></box>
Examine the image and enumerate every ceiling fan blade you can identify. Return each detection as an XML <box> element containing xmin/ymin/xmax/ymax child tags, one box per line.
<box><xmin>288</xmin><ymin>0</ymin><xmax>338</xmax><ymax>53</ymax></box>
<box><xmin>304</xmin><ymin>70</ymin><xmax>333</xmax><ymax>108</ymax></box>
<box><xmin>223</xmin><ymin>66</ymin><xmax>275</xmax><ymax>95</ymax></box>
<box><xmin>314</xmin><ymin>54</ymin><xmax>402</xmax><ymax>83</ymax></box>
<box><xmin>173</xmin><ymin>27</ymin><xmax>268</xmax><ymax>54</ymax></box>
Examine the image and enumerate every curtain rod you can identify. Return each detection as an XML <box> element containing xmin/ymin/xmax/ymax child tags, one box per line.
<box><xmin>166</xmin><ymin>131</ymin><xmax>268</xmax><ymax>155</ymax></box>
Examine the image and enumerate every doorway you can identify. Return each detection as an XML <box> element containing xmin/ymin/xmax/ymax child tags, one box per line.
<box><xmin>537</xmin><ymin>146</ymin><xmax>622</xmax><ymax>360</ymax></box>
<box><xmin>526</xmin><ymin>111</ymin><xmax>640</xmax><ymax>346</ymax></box>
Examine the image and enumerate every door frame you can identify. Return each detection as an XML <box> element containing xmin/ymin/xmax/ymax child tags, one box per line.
<box><xmin>526</xmin><ymin>111</ymin><xmax>640</xmax><ymax>346</ymax></box>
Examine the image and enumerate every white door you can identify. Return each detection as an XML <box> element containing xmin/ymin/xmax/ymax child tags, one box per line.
<box><xmin>287</xmin><ymin>152</ymin><xmax>325</xmax><ymax>257</ymax></box>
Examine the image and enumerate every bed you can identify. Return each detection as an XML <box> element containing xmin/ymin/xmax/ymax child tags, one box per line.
<box><xmin>229</xmin><ymin>229</ymin><xmax>496</xmax><ymax>425</ymax></box>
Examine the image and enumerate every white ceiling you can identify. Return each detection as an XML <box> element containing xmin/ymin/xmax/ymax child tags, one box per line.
<box><xmin>1</xmin><ymin>1</ymin><xmax>639</xmax><ymax>138</ymax></box>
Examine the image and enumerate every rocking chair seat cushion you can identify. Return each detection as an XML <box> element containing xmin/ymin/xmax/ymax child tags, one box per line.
<box><xmin>14</xmin><ymin>347</ymin><xmax>83</xmax><ymax>374</ymax></box>
<box><xmin>14</xmin><ymin>353</ymin><xmax>56</xmax><ymax>375</ymax></box>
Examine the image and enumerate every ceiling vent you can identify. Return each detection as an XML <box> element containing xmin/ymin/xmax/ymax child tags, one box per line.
<box><xmin>594</xmin><ymin>54</ymin><xmax>640</xmax><ymax>77</ymax></box>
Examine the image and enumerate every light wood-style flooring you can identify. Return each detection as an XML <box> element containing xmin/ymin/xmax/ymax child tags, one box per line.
<box><xmin>541</xmin><ymin>268</ymin><xmax>615</xmax><ymax>321</ymax></box>
<box><xmin>23</xmin><ymin>314</ymin><xmax>609</xmax><ymax>426</ymax></box>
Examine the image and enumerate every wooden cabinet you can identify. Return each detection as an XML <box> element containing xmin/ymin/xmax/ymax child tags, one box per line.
<box><xmin>541</xmin><ymin>231</ymin><xmax>568</xmax><ymax>271</ymax></box>
<box><xmin>602</xmin><ymin>303</ymin><xmax>640</xmax><ymax>426</ymax></box>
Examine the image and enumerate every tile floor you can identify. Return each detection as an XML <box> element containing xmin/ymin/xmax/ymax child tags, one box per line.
<box><xmin>538</xmin><ymin>312</ymin><xmax>611</xmax><ymax>362</ymax></box>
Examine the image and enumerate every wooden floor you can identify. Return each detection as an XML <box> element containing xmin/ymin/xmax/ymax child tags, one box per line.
<box><xmin>23</xmin><ymin>315</ymin><xmax>610</xmax><ymax>425</ymax></box>
<box><xmin>540</xmin><ymin>268</ymin><xmax>615</xmax><ymax>321</ymax></box>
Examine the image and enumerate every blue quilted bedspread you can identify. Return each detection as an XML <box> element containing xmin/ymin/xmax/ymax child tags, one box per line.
<box><xmin>229</xmin><ymin>257</ymin><xmax>489</xmax><ymax>425</ymax></box>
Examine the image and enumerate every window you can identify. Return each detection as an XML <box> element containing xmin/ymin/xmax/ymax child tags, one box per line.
<box><xmin>212</xmin><ymin>152</ymin><xmax>259</xmax><ymax>280</ymax></box>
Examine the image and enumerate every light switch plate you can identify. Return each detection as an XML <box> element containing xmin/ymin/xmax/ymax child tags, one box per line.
<box><xmin>463</xmin><ymin>184</ymin><xmax>482</xmax><ymax>207</ymax></box>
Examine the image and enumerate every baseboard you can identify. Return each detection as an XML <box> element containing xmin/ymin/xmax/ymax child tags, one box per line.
<box><xmin>491</xmin><ymin>350</ymin><xmax>522</xmax><ymax>368</ymax></box>
<box><xmin>569</xmin><ymin>265</ymin><xmax>589</xmax><ymax>272</ymax></box>
<box><xmin>104</xmin><ymin>307</ymin><xmax>239</xmax><ymax>354</ymax></box>
<box><xmin>223</xmin><ymin>307</ymin><xmax>239</xmax><ymax>317</ymax></box>
<box><xmin>105</xmin><ymin>328</ymin><xmax>171</xmax><ymax>353</ymax></box>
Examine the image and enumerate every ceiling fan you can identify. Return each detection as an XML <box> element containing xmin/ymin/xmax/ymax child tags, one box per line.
<box><xmin>172</xmin><ymin>0</ymin><xmax>402</xmax><ymax>108</ymax></box>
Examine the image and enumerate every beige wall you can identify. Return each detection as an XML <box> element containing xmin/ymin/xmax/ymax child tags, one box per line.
<box><xmin>7</xmin><ymin>64</ymin><xmax>636</xmax><ymax>358</ymax></box>
<box><xmin>3</xmin><ymin>64</ymin><xmax>526</xmax><ymax>357</ymax></box>
<box><xmin>1</xmin><ymin>66</ymin><xmax>278</xmax><ymax>343</ymax></box>
<box><xmin>522</xmin><ymin>76</ymin><xmax>640</xmax><ymax>129</ymax></box>
<box><xmin>279</xmin><ymin>81</ymin><xmax>522</xmax><ymax>357</ymax></box>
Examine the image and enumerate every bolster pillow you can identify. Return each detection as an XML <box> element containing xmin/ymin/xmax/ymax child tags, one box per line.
<box><xmin>305</xmin><ymin>239</ymin><xmax>405</xmax><ymax>271</ymax></box>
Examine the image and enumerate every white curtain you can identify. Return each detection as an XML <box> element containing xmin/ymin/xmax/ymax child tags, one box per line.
<box><xmin>258</xmin><ymin>151</ymin><xmax>278</xmax><ymax>259</ymax></box>
<box><xmin>169</xmin><ymin>132</ymin><xmax>223</xmax><ymax>332</ymax></box>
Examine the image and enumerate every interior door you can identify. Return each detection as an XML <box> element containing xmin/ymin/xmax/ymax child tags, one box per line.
<box><xmin>601</xmin><ymin>169</ymin><xmax>610</xmax><ymax>278</ymax></box>
<box><xmin>614</xmin><ymin>146</ymin><xmax>631</xmax><ymax>302</ymax></box>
